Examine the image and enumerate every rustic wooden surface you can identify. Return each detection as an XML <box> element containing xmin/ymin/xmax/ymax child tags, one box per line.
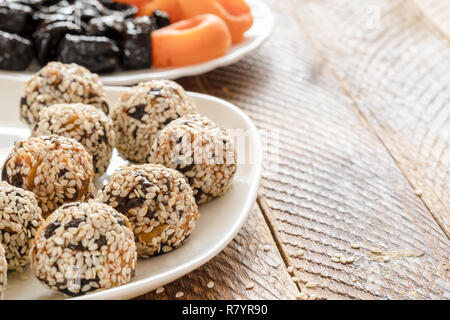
<box><xmin>138</xmin><ymin>0</ymin><xmax>450</xmax><ymax>300</ymax></box>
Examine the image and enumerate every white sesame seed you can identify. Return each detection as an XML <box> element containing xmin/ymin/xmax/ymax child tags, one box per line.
<box><xmin>245</xmin><ymin>283</ymin><xmax>254</xmax><ymax>290</ymax></box>
<box><xmin>155</xmin><ymin>287</ymin><xmax>164</xmax><ymax>294</ymax></box>
<box><xmin>350</xmin><ymin>243</ymin><xmax>360</xmax><ymax>249</ymax></box>
<box><xmin>305</xmin><ymin>281</ymin><xmax>317</xmax><ymax>288</ymax></box>
<box><xmin>175</xmin><ymin>291</ymin><xmax>184</xmax><ymax>298</ymax></box>
<box><xmin>296</xmin><ymin>249</ymin><xmax>305</xmax><ymax>257</ymax></box>
<box><xmin>207</xmin><ymin>281</ymin><xmax>215</xmax><ymax>289</ymax></box>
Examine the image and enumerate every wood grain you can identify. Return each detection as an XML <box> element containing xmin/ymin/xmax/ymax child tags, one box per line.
<box><xmin>173</xmin><ymin>0</ymin><xmax>450</xmax><ymax>299</ymax></box>
<box><xmin>293</xmin><ymin>0</ymin><xmax>450</xmax><ymax>237</ymax></box>
<box><xmin>136</xmin><ymin>205</ymin><xmax>300</xmax><ymax>300</ymax></box>
<box><xmin>412</xmin><ymin>0</ymin><xmax>450</xmax><ymax>38</ymax></box>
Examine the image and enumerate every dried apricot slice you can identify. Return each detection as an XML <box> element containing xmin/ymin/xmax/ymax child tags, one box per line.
<box><xmin>137</xmin><ymin>0</ymin><xmax>183</xmax><ymax>22</ymax></box>
<box><xmin>178</xmin><ymin>0</ymin><xmax>253</xmax><ymax>44</ymax></box>
<box><xmin>152</xmin><ymin>14</ymin><xmax>231</xmax><ymax>68</ymax></box>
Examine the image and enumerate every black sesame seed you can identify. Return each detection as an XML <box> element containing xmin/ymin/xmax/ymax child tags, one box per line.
<box><xmin>65</xmin><ymin>218</ymin><xmax>84</xmax><ymax>229</ymax></box>
<box><xmin>127</xmin><ymin>104</ymin><xmax>146</xmax><ymax>122</ymax></box>
<box><xmin>45</xmin><ymin>221</ymin><xmax>61</xmax><ymax>238</ymax></box>
<box><xmin>96</xmin><ymin>235</ymin><xmax>106</xmax><ymax>248</ymax></box>
<box><xmin>115</xmin><ymin>196</ymin><xmax>143</xmax><ymax>215</ymax></box>
<box><xmin>67</xmin><ymin>243</ymin><xmax>85</xmax><ymax>251</ymax></box>
<box><xmin>58</xmin><ymin>168</ymin><xmax>69</xmax><ymax>177</ymax></box>
<box><xmin>160</xmin><ymin>117</ymin><xmax>175</xmax><ymax>128</ymax></box>
<box><xmin>176</xmin><ymin>163</ymin><xmax>195</xmax><ymax>174</ymax></box>
<box><xmin>11</xmin><ymin>172</ymin><xmax>23</xmax><ymax>186</ymax></box>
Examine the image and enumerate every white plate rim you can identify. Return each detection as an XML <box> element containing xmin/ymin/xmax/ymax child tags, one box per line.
<box><xmin>0</xmin><ymin>0</ymin><xmax>274</xmax><ymax>86</ymax></box>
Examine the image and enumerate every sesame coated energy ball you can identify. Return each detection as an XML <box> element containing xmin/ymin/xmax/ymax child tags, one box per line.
<box><xmin>112</xmin><ymin>80</ymin><xmax>198</xmax><ymax>163</ymax></box>
<box><xmin>0</xmin><ymin>244</ymin><xmax>7</xmax><ymax>295</ymax></box>
<box><xmin>0</xmin><ymin>181</ymin><xmax>44</xmax><ymax>271</ymax></box>
<box><xmin>96</xmin><ymin>164</ymin><xmax>199</xmax><ymax>257</ymax></box>
<box><xmin>2</xmin><ymin>135</ymin><xmax>95</xmax><ymax>217</ymax></box>
<box><xmin>148</xmin><ymin>114</ymin><xmax>237</xmax><ymax>204</ymax></box>
<box><xmin>32</xmin><ymin>103</ymin><xmax>115</xmax><ymax>178</ymax></box>
<box><xmin>20</xmin><ymin>62</ymin><xmax>109</xmax><ymax>127</ymax></box>
<box><xmin>31</xmin><ymin>201</ymin><xmax>137</xmax><ymax>297</ymax></box>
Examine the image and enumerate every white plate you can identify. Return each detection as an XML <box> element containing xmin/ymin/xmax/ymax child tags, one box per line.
<box><xmin>0</xmin><ymin>79</ymin><xmax>262</xmax><ymax>300</ymax></box>
<box><xmin>0</xmin><ymin>0</ymin><xmax>273</xmax><ymax>85</ymax></box>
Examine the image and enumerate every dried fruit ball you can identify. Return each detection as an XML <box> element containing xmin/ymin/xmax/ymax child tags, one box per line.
<box><xmin>0</xmin><ymin>181</ymin><xmax>44</xmax><ymax>271</ymax></box>
<box><xmin>112</xmin><ymin>80</ymin><xmax>197</xmax><ymax>163</ymax></box>
<box><xmin>20</xmin><ymin>62</ymin><xmax>109</xmax><ymax>127</ymax></box>
<box><xmin>32</xmin><ymin>103</ymin><xmax>115</xmax><ymax>178</ymax></box>
<box><xmin>0</xmin><ymin>244</ymin><xmax>6</xmax><ymax>296</ymax></box>
<box><xmin>96</xmin><ymin>164</ymin><xmax>199</xmax><ymax>257</ymax></box>
<box><xmin>148</xmin><ymin>114</ymin><xmax>237</xmax><ymax>204</ymax></box>
<box><xmin>31</xmin><ymin>200</ymin><xmax>137</xmax><ymax>296</ymax></box>
<box><xmin>1</xmin><ymin>135</ymin><xmax>95</xmax><ymax>217</ymax></box>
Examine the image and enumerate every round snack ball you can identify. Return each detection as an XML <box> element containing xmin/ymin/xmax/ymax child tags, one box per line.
<box><xmin>96</xmin><ymin>164</ymin><xmax>199</xmax><ymax>257</ymax></box>
<box><xmin>2</xmin><ymin>135</ymin><xmax>94</xmax><ymax>217</ymax></box>
<box><xmin>112</xmin><ymin>80</ymin><xmax>197</xmax><ymax>163</ymax></box>
<box><xmin>32</xmin><ymin>103</ymin><xmax>115</xmax><ymax>178</ymax></box>
<box><xmin>0</xmin><ymin>244</ymin><xmax>7</xmax><ymax>296</ymax></box>
<box><xmin>0</xmin><ymin>181</ymin><xmax>44</xmax><ymax>271</ymax></box>
<box><xmin>31</xmin><ymin>200</ymin><xmax>137</xmax><ymax>297</ymax></box>
<box><xmin>20</xmin><ymin>62</ymin><xmax>109</xmax><ymax>127</ymax></box>
<box><xmin>148</xmin><ymin>114</ymin><xmax>237</xmax><ymax>204</ymax></box>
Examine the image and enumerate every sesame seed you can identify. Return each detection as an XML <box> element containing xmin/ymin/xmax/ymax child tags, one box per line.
<box><xmin>245</xmin><ymin>283</ymin><xmax>255</xmax><ymax>290</ymax></box>
<box><xmin>305</xmin><ymin>281</ymin><xmax>317</xmax><ymax>288</ymax></box>
<box><xmin>414</xmin><ymin>189</ymin><xmax>422</xmax><ymax>196</ymax></box>
<box><xmin>350</xmin><ymin>243</ymin><xmax>360</xmax><ymax>249</ymax></box>
<box><xmin>207</xmin><ymin>281</ymin><xmax>215</xmax><ymax>289</ymax></box>
<box><xmin>156</xmin><ymin>287</ymin><xmax>164</xmax><ymax>294</ymax></box>
<box><xmin>175</xmin><ymin>291</ymin><xmax>184</xmax><ymax>298</ymax></box>
<box><xmin>383</xmin><ymin>256</ymin><xmax>390</xmax><ymax>262</ymax></box>
<box><xmin>369</xmin><ymin>247</ymin><xmax>383</xmax><ymax>254</ymax></box>
<box><xmin>263</xmin><ymin>245</ymin><xmax>271</xmax><ymax>252</ymax></box>
<box><xmin>331</xmin><ymin>257</ymin><xmax>340</xmax><ymax>263</ymax></box>
<box><xmin>296</xmin><ymin>249</ymin><xmax>305</xmax><ymax>257</ymax></box>
<box><xmin>346</xmin><ymin>256</ymin><xmax>356</xmax><ymax>263</ymax></box>
<box><xmin>287</xmin><ymin>266</ymin><xmax>294</xmax><ymax>274</ymax></box>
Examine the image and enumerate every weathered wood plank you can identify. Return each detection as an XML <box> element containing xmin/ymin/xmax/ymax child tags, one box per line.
<box><xmin>173</xmin><ymin>0</ymin><xmax>450</xmax><ymax>299</ymax></box>
<box><xmin>293</xmin><ymin>0</ymin><xmax>450</xmax><ymax>237</ymax></box>
<box><xmin>413</xmin><ymin>0</ymin><xmax>450</xmax><ymax>38</ymax></box>
<box><xmin>137</xmin><ymin>205</ymin><xmax>299</xmax><ymax>300</ymax></box>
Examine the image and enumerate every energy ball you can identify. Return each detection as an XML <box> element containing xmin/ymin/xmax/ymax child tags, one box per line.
<box><xmin>96</xmin><ymin>164</ymin><xmax>199</xmax><ymax>257</ymax></box>
<box><xmin>20</xmin><ymin>62</ymin><xmax>110</xmax><ymax>127</ymax></box>
<box><xmin>31</xmin><ymin>201</ymin><xmax>137</xmax><ymax>297</ymax></box>
<box><xmin>112</xmin><ymin>80</ymin><xmax>197</xmax><ymax>163</ymax></box>
<box><xmin>2</xmin><ymin>135</ymin><xmax>94</xmax><ymax>217</ymax></box>
<box><xmin>32</xmin><ymin>103</ymin><xmax>115</xmax><ymax>178</ymax></box>
<box><xmin>0</xmin><ymin>244</ymin><xmax>6</xmax><ymax>296</ymax></box>
<box><xmin>148</xmin><ymin>114</ymin><xmax>237</xmax><ymax>204</ymax></box>
<box><xmin>0</xmin><ymin>181</ymin><xmax>44</xmax><ymax>271</ymax></box>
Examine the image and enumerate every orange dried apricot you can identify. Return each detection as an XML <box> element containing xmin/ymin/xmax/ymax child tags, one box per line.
<box><xmin>178</xmin><ymin>0</ymin><xmax>253</xmax><ymax>44</ymax></box>
<box><xmin>152</xmin><ymin>14</ymin><xmax>231</xmax><ymax>68</ymax></box>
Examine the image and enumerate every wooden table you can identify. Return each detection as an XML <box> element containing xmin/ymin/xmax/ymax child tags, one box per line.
<box><xmin>138</xmin><ymin>0</ymin><xmax>450</xmax><ymax>300</ymax></box>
